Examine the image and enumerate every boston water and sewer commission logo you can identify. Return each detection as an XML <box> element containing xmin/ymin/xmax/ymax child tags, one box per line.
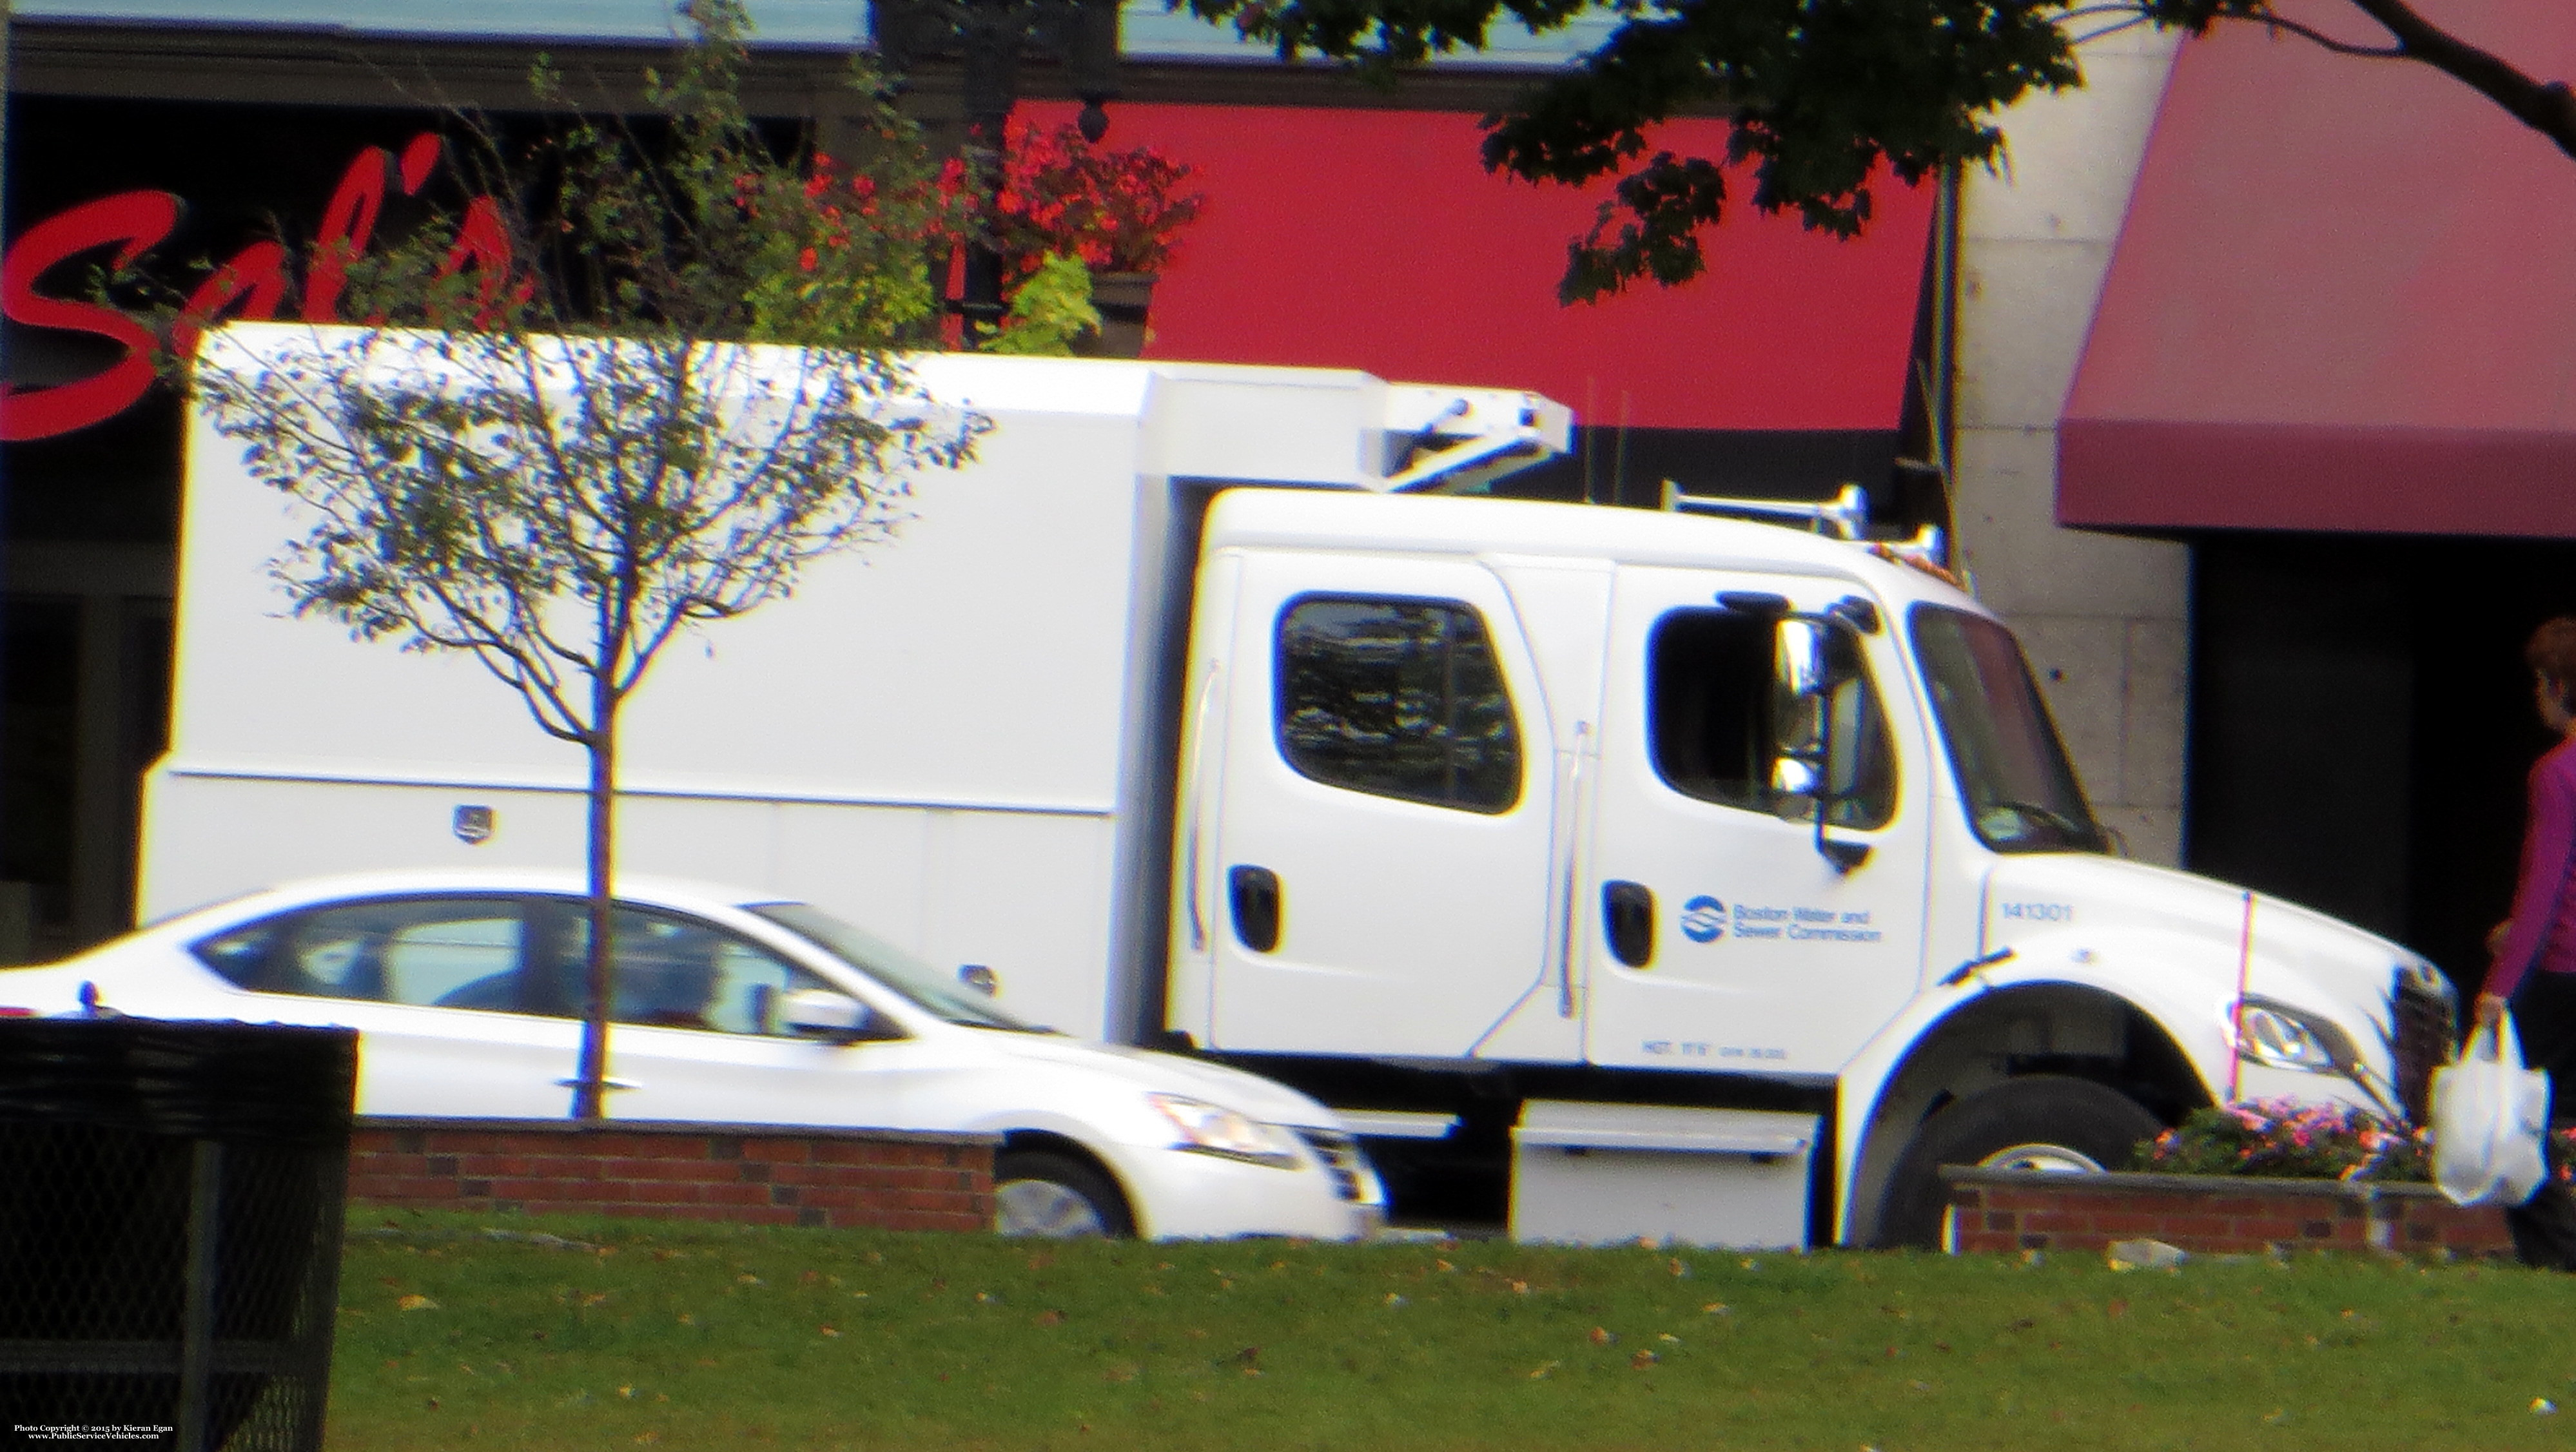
<box><xmin>1679</xmin><ymin>895</ymin><xmax>1726</xmax><ymax>943</ymax></box>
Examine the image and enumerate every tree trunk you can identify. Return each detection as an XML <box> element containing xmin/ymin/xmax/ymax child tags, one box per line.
<box><xmin>569</xmin><ymin>684</ymin><xmax>618</xmax><ymax>1119</ymax></box>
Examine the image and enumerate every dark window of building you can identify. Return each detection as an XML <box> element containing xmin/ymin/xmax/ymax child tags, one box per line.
<box><xmin>1275</xmin><ymin>595</ymin><xmax>1521</xmax><ymax>813</ymax></box>
<box><xmin>1</xmin><ymin>597</ymin><xmax>81</xmax><ymax>960</ymax></box>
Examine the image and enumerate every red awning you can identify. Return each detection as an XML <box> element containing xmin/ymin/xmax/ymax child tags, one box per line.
<box><xmin>2058</xmin><ymin>1</ymin><xmax>2576</xmax><ymax>537</ymax></box>
<box><xmin>1023</xmin><ymin>101</ymin><xmax>1935</xmax><ymax>433</ymax></box>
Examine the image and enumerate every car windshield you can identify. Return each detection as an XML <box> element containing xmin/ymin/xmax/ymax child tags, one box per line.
<box><xmin>746</xmin><ymin>902</ymin><xmax>1039</xmax><ymax>1031</ymax></box>
<box><xmin>1908</xmin><ymin>605</ymin><xmax>2109</xmax><ymax>855</ymax></box>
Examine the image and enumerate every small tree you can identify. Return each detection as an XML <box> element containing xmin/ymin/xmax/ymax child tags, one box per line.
<box><xmin>181</xmin><ymin>0</ymin><xmax>981</xmax><ymax>1118</ymax></box>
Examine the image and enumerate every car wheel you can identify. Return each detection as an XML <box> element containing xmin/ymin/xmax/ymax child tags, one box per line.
<box><xmin>1875</xmin><ymin>1075</ymin><xmax>2163</xmax><ymax>1250</ymax></box>
<box><xmin>993</xmin><ymin>1150</ymin><xmax>1135</xmax><ymax>1239</ymax></box>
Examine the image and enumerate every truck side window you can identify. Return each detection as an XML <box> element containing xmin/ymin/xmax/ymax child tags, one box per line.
<box><xmin>1648</xmin><ymin>608</ymin><xmax>1897</xmax><ymax>829</ymax></box>
<box><xmin>1274</xmin><ymin>594</ymin><xmax>1521</xmax><ymax>814</ymax></box>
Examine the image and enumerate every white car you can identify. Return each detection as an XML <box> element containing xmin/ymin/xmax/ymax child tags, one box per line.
<box><xmin>0</xmin><ymin>869</ymin><xmax>1386</xmax><ymax>1241</ymax></box>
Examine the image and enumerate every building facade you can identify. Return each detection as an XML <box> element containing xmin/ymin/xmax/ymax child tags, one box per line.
<box><xmin>1</xmin><ymin>1</ymin><xmax>1937</xmax><ymax>961</ymax></box>
<box><xmin>22</xmin><ymin>2</ymin><xmax>2548</xmax><ymax>1001</ymax></box>
<box><xmin>1971</xmin><ymin>5</ymin><xmax>2576</xmax><ymax>990</ymax></box>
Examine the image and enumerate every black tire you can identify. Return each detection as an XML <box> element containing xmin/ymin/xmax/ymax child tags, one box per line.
<box><xmin>1874</xmin><ymin>1075</ymin><xmax>2163</xmax><ymax>1250</ymax></box>
<box><xmin>993</xmin><ymin>1150</ymin><xmax>1135</xmax><ymax>1238</ymax></box>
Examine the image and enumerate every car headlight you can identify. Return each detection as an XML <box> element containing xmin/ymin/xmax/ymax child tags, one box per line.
<box><xmin>1147</xmin><ymin>1094</ymin><xmax>1302</xmax><ymax>1168</ymax></box>
<box><xmin>2235</xmin><ymin>998</ymin><xmax>2354</xmax><ymax>1074</ymax></box>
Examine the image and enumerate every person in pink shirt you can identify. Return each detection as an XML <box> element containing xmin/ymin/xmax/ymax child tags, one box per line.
<box><xmin>2477</xmin><ymin>616</ymin><xmax>2576</xmax><ymax>1268</ymax></box>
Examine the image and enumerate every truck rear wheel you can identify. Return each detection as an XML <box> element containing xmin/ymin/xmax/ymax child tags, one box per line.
<box><xmin>994</xmin><ymin>1150</ymin><xmax>1136</xmax><ymax>1239</ymax></box>
<box><xmin>1875</xmin><ymin>1075</ymin><xmax>2162</xmax><ymax>1250</ymax></box>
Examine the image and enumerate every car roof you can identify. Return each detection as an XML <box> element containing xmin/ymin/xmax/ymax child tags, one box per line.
<box><xmin>155</xmin><ymin>868</ymin><xmax>788</xmax><ymax>927</ymax></box>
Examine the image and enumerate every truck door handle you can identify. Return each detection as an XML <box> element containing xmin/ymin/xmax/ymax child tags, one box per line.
<box><xmin>1229</xmin><ymin>865</ymin><xmax>1282</xmax><ymax>953</ymax></box>
<box><xmin>1602</xmin><ymin>880</ymin><xmax>1654</xmax><ymax>967</ymax></box>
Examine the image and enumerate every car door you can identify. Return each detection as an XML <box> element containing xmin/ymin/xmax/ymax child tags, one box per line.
<box><xmin>190</xmin><ymin>895</ymin><xmax>580</xmax><ymax>1116</ymax></box>
<box><xmin>1581</xmin><ymin>567</ymin><xmax>1933</xmax><ymax>1075</ymax></box>
<box><xmin>1198</xmin><ymin>552</ymin><xmax>1559</xmax><ymax>1057</ymax></box>
<box><xmin>536</xmin><ymin>902</ymin><xmax>928</xmax><ymax>1129</ymax></box>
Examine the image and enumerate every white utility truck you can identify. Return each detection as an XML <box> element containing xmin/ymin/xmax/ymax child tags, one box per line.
<box><xmin>144</xmin><ymin>325</ymin><xmax>2450</xmax><ymax>1246</ymax></box>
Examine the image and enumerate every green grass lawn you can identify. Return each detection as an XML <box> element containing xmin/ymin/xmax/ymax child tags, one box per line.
<box><xmin>331</xmin><ymin>1209</ymin><xmax>2576</xmax><ymax>1451</ymax></box>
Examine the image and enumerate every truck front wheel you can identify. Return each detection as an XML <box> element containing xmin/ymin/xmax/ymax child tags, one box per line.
<box><xmin>1875</xmin><ymin>1075</ymin><xmax>2162</xmax><ymax>1250</ymax></box>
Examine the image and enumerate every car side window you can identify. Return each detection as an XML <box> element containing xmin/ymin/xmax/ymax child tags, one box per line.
<box><xmin>191</xmin><ymin>897</ymin><xmax>529</xmax><ymax>1009</ymax></box>
<box><xmin>1648</xmin><ymin>607</ymin><xmax>1898</xmax><ymax>829</ymax></box>
<box><xmin>1274</xmin><ymin>594</ymin><xmax>1522</xmax><ymax>813</ymax></box>
<box><xmin>539</xmin><ymin>904</ymin><xmax>840</xmax><ymax>1036</ymax></box>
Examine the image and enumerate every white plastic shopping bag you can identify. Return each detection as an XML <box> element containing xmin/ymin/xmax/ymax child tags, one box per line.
<box><xmin>2431</xmin><ymin>1015</ymin><xmax>2552</xmax><ymax>1207</ymax></box>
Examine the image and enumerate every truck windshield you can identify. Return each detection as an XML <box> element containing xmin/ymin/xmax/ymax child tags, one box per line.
<box><xmin>747</xmin><ymin>902</ymin><xmax>1039</xmax><ymax>1031</ymax></box>
<box><xmin>1908</xmin><ymin>605</ymin><xmax>2108</xmax><ymax>855</ymax></box>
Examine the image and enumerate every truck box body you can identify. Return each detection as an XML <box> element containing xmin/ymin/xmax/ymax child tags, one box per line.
<box><xmin>147</xmin><ymin>338</ymin><xmax>1561</xmax><ymax>1043</ymax></box>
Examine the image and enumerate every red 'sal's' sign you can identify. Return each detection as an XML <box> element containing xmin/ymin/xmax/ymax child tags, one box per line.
<box><xmin>0</xmin><ymin>131</ymin><xmax>512</xmax><ymax>443</ymax></box>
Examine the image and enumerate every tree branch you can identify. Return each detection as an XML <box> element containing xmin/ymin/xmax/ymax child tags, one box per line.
<box><xmin>2227</xmin><ymin>5</ymin><xmax>2405</xmax><ymax>59</ymax></box>
<box><xmin>2332</xmin><ymin>0</ymin><xmax>2576</xmax><ymax>160</ymax></box>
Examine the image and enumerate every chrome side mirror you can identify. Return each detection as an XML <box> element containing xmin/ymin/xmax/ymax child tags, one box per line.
<box><xmin>1780</xmin><ymin>618</ymin><xmax>1869</xmax><ymax>873</ymax></box>
<box><xmin>1769</xmin><ymin>756</ymin><xmax>1820</xmax><ymax>820</ymax></box>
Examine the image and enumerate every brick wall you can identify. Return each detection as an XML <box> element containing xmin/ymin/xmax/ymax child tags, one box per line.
<box><xmin>349</xmin><ymin>1118</ymin><xmax>997</xmax><ymax>1234</ymax></box>
<box><xmin>1943</xmin><ymin>1167</ymin><xmax>2515</xmax><ymax>1259</ymax></box>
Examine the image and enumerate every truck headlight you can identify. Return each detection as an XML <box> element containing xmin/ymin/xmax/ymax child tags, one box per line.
<box><xmin>2236</xmin><ymin>999</ymin><xmax>2354</xmax><ymax>1074</ymax></box>
<box><xmin>1148</xmin><ymin>1094</ymin><xmax>1302</xmax><ymax>1168</ymax></box>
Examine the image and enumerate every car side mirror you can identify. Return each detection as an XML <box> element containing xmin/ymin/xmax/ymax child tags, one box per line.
<box><xmin>777</xmin><ymin>988</ymin><xmax>901</xmax><ymax>1042</ymax></box>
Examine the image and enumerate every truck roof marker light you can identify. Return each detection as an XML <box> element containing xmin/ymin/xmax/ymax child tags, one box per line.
<box><xmin>1827</xmin><ymin>597</ymin><xmax>1882</xmax><ymax>635</ymax></box>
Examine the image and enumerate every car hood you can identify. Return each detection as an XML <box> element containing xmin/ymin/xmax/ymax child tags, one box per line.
<box><xmin>957</xmin><ymin>1030</ymin><xmax>1340</xmax><ymax>1127</ymax></box>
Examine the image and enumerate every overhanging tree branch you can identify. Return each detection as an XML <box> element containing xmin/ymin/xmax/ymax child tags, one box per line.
<box><xmin>1185</xmin><ymin>0</ymin><xmax>2576</xmax><ymax>298</ymax></box>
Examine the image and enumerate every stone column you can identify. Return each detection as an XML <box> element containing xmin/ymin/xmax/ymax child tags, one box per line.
<box><xmin>1952</xmin><ymin>22</ymin><xmax>2189</xmax><ymax>864</ymax></box>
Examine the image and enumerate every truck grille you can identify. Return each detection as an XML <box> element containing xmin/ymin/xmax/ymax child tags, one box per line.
<box><xmin>1294</xmin><ymin>1128</ymin><xmax>1372</xmax><ymax>1203</ymax></box>
<box><xmin>2392</xmin><ymin>969</ymin><xmax>2456</xmax><ymax>1127</ymax></box>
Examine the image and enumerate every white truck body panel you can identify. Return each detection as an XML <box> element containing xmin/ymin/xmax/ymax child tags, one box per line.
<box><xmin>147</xmin><ymin>334</ymin><xmax>1568</xmax><ymax>1045</ymax></box>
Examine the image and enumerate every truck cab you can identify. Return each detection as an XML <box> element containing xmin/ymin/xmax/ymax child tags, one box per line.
<box><xmin>1163</xmin><ymin>483</ymin><xmax>2449</xmax><ymax>1245</ymax></box>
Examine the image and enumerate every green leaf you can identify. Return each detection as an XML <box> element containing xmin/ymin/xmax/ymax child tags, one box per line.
<box><xmin>984</xmin><ymin>254</ymin><xmax>1104</xmax><ymax>357</ymax></box>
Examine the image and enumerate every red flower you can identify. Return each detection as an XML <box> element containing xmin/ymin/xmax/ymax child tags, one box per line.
<box><xmin>975</xmin><ymin>121</ymin><xmax>1207</xmax><ymax>277</ymax></box>
<box><xmin>798</xmin><ymin>246</ymin><xmax>819</xmax><ymax>273</ymax></box>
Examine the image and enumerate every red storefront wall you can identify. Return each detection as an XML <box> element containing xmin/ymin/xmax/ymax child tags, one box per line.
<box><xmin>1023</xmin><ymin>100</ymin><xmax>1937</xmax><ymax>432</ymax></box>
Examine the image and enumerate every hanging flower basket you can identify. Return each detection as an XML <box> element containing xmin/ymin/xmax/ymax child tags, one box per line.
<box><xmin>1073</xmin><ymin>271</ymin><xmax>1156</xmax><ymax>358</ymax></box>
<box><xmin>937</xmin><ymin>119</ymin><xmax>1204</xmax><ymax>356</ymax></box>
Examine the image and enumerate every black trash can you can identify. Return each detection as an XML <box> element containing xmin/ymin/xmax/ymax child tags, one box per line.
<box><xmin>0</xmin><ymin>1020</ymin><xmax>356</xmax><ymax>1451</ymax></box>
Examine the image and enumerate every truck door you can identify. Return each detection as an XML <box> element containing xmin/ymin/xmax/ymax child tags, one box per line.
<box><xmin>1583</xmin><ymin>567</ymin><xmax>1931</xmax><ymax>1075</ymax></box>
<box><xmin>1198</xmin><ymin>552</ymin><xmax>1560</xmax><ymax>1057</ymax></box>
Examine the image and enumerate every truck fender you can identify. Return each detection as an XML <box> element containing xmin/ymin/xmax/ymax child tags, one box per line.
<box><xmin>1833</xmin><ymin>938</ymin><xmax>2228</xmax><ymax>1246</ymax></box>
